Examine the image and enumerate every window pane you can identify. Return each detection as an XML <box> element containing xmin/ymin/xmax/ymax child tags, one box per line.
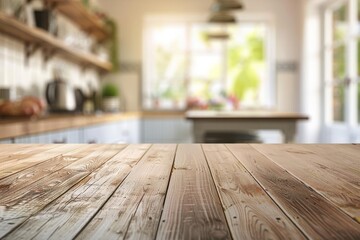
<box><xmin>333</xmin><ymin>4</ymin><xmax>347</xmax><ymax>42</ymax></box>
<box><xmin>226</xmin><ymin>24</ymin><xmax>267</xmax><ymax>107</ymax></box>
<box><xmin>144</xmin><ymin>24</ymin><xmax>187</xmax><ymax>109</ymax></box>
<box><xmin>188</xmin><ymin>24</ymin><xmax>225</xmax><ymax>103</ymax></box>
<box><xmin>333</xmin><ymin>83</ymin><xmax>346</xmax><ymax>122</ymax></box>
<box><xmin>155</xmin><ymin>52</ymin><xmax>186</xmax><ymax>81</ymax></box>
<box><xmin>189</xmin><ymin>54</ymin><xmax>222</xmax><ymax>80</ymax></box>
<box><xmin>333</xmin><ymin>45</ymin><xmax>346</xmax><ymax>79</ymax></box>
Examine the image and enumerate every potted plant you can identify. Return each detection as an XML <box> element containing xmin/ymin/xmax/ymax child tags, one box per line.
<box><xmin>102</xmin><ymin>84</ymin><xmax>120</xmax><ymax>112</ymax></box>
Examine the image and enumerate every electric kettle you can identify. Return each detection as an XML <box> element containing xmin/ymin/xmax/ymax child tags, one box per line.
<box><xmin>45</xmin><ymin>78</ymin><xmax>76</xmax><ymax>112</ymax></box>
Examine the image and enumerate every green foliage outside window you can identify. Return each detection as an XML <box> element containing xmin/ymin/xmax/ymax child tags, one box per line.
<box><xmin>227</xmin><ymin>31</ymin><xmax>264</xmax><ymax>102</ymax></box>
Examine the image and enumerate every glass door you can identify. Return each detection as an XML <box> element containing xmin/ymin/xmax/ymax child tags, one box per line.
<box><xmin>323</xmin><ymin>0</ymin><xmax>360</xmax><ymax>142</ymax></box>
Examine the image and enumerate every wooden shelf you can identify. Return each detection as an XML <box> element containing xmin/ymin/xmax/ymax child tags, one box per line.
<box><xmin>0</xmin><ymin>12</ymin><xmax>112</xmax><ymax>72</ymax></box>
<box><xmin>46</xmin><ymin>0</ymin><xmax>109</xmax><ymax>42</ymax></box>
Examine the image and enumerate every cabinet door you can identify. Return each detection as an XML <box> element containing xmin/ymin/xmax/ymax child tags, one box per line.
<box><xmin>83</xmin><ymin>124</ymin><xmax>109</xmax><ymax>144</ymax></box>
<box><xmin>83</xmin><ymin>121</ymin><xmax>131</xmax><ymax>144</ymax></box>
<box><xmin>37</xmin><ymin>129</ymin><xmax>81</xmax><ymax>144</ymax></box>
<box><xmin>127</xmin><ymin>120</ymin><xmax>140</xmax><ymax>143</ymax></box>
<box><xmin>141</xmin><ymin>118</ymin><xmax>192</xmax><ymax>143</ymax></box>
<box><xmin>0</xmin><ymin>139</ymin><xmax>13</xmax><ymax>144</ymax></box>
<box><xmin>15</xmin><ymin>135</ymin><xmax>39</xmax><ymax>143</ymax></box>
<box><xmin>100</xmin><ymin>122</ymin><xmax>128</xmax><ymax>144</ymax></box>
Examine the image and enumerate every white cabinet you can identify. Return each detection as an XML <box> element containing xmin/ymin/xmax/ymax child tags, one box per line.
<box><xmin>10</xmin><ymin>118</ymin><xmax>141</xmax><ymax>144</ymax></box>
<box><xmin>15</xmin><ymin>129</ymin><xmax>81</xmax><ymax>144</ymax></box>
<box><xmin>0</xmin><ymin>139</ymin><xmax>13</xmax><ymax>144</ymax></box>
<box><xmin>82</xmin><ymin>125</ymin><xmax>105</xmax><ymax>144</ymax></box>
<box><xmin>46</xmin><ymin>129</ymin><xmax>81</xmax><ymax>144</ymax></box>
<box><xmin>141</xmin><ymin>118</ymin><xmax>192</xmax><ymax>143</ymax></box>
<box><xmin>82</xmin><ymin>120</ymin><xmax>137</xmax><ymax>144</ymax></box>
<box><xmin>127</xmin><ymin>119</ymin><xmax>140</xmax><ymax>143</ymax></box>
<box><xmin>14</xmin><ymin>135</ymin><xmax>39</xmax><ymax>143</ymax></box>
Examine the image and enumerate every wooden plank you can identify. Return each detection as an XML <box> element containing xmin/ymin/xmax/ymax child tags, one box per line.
<box><xmin>0</xmin><ymin>144</ymin><xmax>125</xmax><ymax>239</ymax></box>
<box><xmin>3</xmin><ymin>144</ymin><xmax>151</xmax><ymax>240</ymax></box>
<box><xmin>46</xmin><ymin>0</ymin><xmax>109</xmax><ymax>41</ymax></box>
<box><xmin>228</xmin><ymin>144</ymin><xmax>360</xmax><ymax>239</ymax></box>
<box><xmin>0</xmin><ymin>144</ymin><xmax>37</xmax><ymax>156</ymax></box>
<box><xmin>0</xmin><ymin>145</ymin><xmax>96</xmax><ymax>199</ymax></box>
<box><xmin>202</xmin><ymin>144</ymin><xmax>306</xmax><ymax>239</ymax></box>
<box><xmin>0</xmin><ymin>144</ymin><xmax>83</xmax><ymax>179</ymax></box>
<box><xmin>76</xmin><ymin>144</ymin><xmax>177</xmax><ymax>240</ymax></box>
<box><xmin>305</xmin><ymin>144</ymin><xmax>360</xmax><ymax>172</ymax></box>
<box><xmin>253</xmin><ymin>144</ymin><xmax>360</xmax><ymax>221</ymax></box>
<box><xmin>156</xmin><ymin>144</ymin><xmax>232</xmax><ymax>240</ymax></box>
<box><xmin>0</xmin><ymin>145</ymin><xmax>58</xmax><ymax>163</ymax></box>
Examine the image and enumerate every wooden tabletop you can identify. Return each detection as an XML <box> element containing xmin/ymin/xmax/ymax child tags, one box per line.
<box><xmin>0</xmin><ymin>144</ymin><xmax>359</xmax><ymax>239</ymax></box>
<box><xmin>186</xmin><ymin>110</ymin><xmax>309</xmax><ymax>120</ymax></box>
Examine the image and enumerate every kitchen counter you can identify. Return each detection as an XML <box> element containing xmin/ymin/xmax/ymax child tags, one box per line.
<box><xmin>0</xmin><ymin>112</ymin><xmax>141</xmax><ymax>140</ymax></box>
<box><xmin>0</xmin><ymin>111</ymin><xmax>188</xmax><ymax>140</ymax></box>
<box><xmin>1</xmin><ymin>144</ymin><xmax>359</xmax><ymax>239</ymax></box>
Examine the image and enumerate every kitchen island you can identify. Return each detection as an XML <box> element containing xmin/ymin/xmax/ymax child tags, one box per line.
<box><xmin>0</xmin><ymin>144</ymin><xmax>359</xmax><ymax>239</ymax></box>
<box><xmin>186</xmin><ymin>110</ymin><xmax>309</xmax><ymax>143</ymax></box>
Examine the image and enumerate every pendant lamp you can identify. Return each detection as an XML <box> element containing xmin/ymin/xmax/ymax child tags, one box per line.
<box><xmin>208</xmin><ymin>11</ymin><xmax>237</xmax><ymax>24</ymax></box>
<box><xmin>211</xmin><ymin>0</ymin><xmax>244</xmax><ymax>12</ymax></box>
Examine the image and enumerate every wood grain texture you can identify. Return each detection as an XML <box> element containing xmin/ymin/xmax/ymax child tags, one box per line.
<box><xmin>0</xmin><ymin>145</ymin><xmax>57</xmax><ymax>163</ymax></box>
<box><xmin>156</xmin><ymin>144</ymin><xmax>231</xmax><ymax>240</ymax></box>
<box><xmin>46</xmin><ymin>0</ymin><xmax>109</xmax><ymax>41</ymax></box>
<box><xmin>0</xmin><ymin>144</ymin><xmax>40</xmax><ymax>156</ymax></box>
<box><xmin>0</xmin><ymin>144</ymin><xmax>125</xmax><ymax>239</ymax></box>
<box><xmin>227</xmin><ymin>144</ymin><xmax>360</xmax><ymax>240</ymax></box>
<box><xmin>3</xmin><ymin>144</ymin><xmax>151</xmax><ymax>240</ymax></box>
<box><xmin>0</xmin><ymin>144</ymin><xmax>83</xmax><ymax>179</ymax></box>
<box><xmin>252</xmin><ymin>144</ymin><xmax>360</xmax><ymax>220</ymax></box>
<box><xmin>304</xmin><ymin>145</ymin><xmax>360</xmax><ymax>175</ymax></box>
<box><xmin>203</xmin><ymin>144</ymin><xmax>306</xmax><ymax>240</ymax></box>
<box><xmin>0</xmin><ymin>145</ymin><xmax>95</xmax><ymax>199</ymax></box>
<box><xmin>76</xmin><ymin>144</ymin><xmax>177</xmax><ymax>240</ymax></box>
<box><xmin>1</xmin><ymin>144</ymin><xmax>359</xmax><ymax>240</ymax></box>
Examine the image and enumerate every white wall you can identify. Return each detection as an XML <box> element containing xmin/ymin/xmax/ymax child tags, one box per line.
<box><xmin>98</xmin><ymin>0</ymin><xmax>304</xmax><ymax>112</ymax></box>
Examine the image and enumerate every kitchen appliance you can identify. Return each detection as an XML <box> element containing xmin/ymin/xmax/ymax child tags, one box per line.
<box><xmin>46</xmin><ymin>79</ymin><xmax>76</xmax><ymax>112</ymax></box>
<box><xmin>75</xmin><ymin>88</ymin><xmax>85</xmax><ymax>112</ymax></box>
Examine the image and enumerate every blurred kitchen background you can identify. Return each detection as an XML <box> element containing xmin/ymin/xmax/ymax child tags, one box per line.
<box><xmin>0</xmin><ymin>0</ymin><xmax>359</xmax><ymax>144</ymax></box>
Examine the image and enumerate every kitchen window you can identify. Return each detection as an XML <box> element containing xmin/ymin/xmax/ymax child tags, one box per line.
<box><xmin>322</xmin><ymin>0</ymin><xmax>360</xmax><ymax>141</ymax></box>
<box><xmin>143</xmin><ymin>15</ymin><xmax>275</xmax><ymax>110</ymax></box>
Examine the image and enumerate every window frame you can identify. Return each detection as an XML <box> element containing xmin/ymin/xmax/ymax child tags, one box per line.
<box><xmin>321</xmin><ymin>0</ymin><xmax>360</xmax><ymax>142</ymax></box>
<box><xmin>142</xmin><ymin>13</ymin><xmax>276</xmax><ymax>111</ymax></box>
